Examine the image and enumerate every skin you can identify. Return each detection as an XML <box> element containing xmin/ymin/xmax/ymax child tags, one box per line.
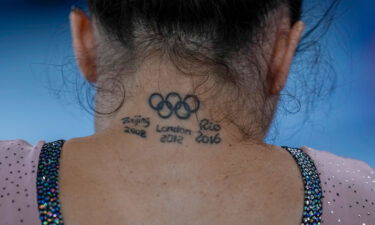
<box><xmin>58</xmin><ymin>7</ymin><xmax>306</xmax><ymax>225</ymax></box>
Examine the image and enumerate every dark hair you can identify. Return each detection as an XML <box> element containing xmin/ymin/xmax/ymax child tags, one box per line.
<box><xmin>66</xmin><ymin>0</ymin><xmax>339</xmax><ymax>140</ymax></box>
<box><xmin>88</xmin><ymin>0</ymin><xmax>302</xmax><ymax>51</ymax></box>
<box><xmin>87</xmin><ymin>0</ymin><xmax>302</xmax><ymax>87</ymax></box>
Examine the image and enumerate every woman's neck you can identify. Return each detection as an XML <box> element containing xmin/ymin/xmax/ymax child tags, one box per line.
<box><xmin>92</xmin><ymin>58</ymin><xmax>268</xmax><ymax>150</ymax></box>
<box><xmin>95</xmin><ymin>88</ymin><xmax>266</xmax><ymax>149</ymax></box>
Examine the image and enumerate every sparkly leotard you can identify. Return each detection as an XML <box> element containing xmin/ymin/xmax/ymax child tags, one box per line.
<box><xmin>1</xmin><ymin>139</ymin><xmax>374</xmax><ymax>225</ymax></box>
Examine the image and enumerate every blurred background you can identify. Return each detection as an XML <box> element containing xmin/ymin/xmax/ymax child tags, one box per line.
<box><xmin>0</xmin><ymin>0</ymin><xmax>374</xmax><ymax>166</ymax></box>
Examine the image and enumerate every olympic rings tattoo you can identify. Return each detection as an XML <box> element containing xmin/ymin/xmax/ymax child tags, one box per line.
<box><xmin>148</xmin><ymin>92</ymin><xmax>200</xmax><ymax>120</ymax></box>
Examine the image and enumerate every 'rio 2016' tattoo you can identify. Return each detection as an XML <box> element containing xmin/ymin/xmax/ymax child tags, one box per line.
<box><xmin>148</xmin><ymin>92</ymin><xmax>200</xmax><ymax>120</ymax></box>
<box><xmin>121</xmin><ymin>115</ymin><xmax>150</xmax><ymax>138</ymax></box>
<box><xmin>195</xmin><ymin>119</ymin><xmax>222</xmax><ymax>144</ymax></box>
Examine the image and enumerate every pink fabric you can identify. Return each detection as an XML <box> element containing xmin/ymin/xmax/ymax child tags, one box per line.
<box><xmin>302</xmin><ymin>146</ymin><xmax>375</xmax><ymax>224</ymax></box>
<box><xmin>0</xmin><ymin>139</ymin><xmax>44</xmax><ymax>225</ymax></box>
<box><xmin>0</xmin><ymin>139</ymin><xmax>374</xmax><ymax>225</ymax></box>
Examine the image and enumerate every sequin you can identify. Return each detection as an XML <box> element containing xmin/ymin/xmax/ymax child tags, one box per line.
<box><xmin>36</xmin><ymin>140</ymin><xmax>65</xmax><ymax>225</ymax></box>
<box><xmin>281</xmin><ymin>146</ymin><xmax>324</xmax><ymax>225</ymax></box>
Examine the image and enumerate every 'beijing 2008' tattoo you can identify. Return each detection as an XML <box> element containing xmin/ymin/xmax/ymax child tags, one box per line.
<box><xmin>121</xmin><ymin>115</ymin><xmax>150</xmax><ymax>138</ymax></box>
<box><xmin>148</xmin><ymin>92</ymin><xmax>200</xmax><ymax>120</ymax></box>
<box><xmin>195</xmin><ymin>119</ymin><xmax>222</xmax><ymax>144</ymax></box>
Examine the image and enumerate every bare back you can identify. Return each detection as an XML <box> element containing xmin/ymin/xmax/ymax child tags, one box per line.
<box><xmin>58</xmin><ymin>134</ymin><xmax>305</xmax><ymax>225</ymax></box>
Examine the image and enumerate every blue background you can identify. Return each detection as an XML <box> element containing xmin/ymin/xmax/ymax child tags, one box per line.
<box><xmin>0</xmin><ymin>0</ymin><xmax>374</xmax><ymax>167</ymax></box>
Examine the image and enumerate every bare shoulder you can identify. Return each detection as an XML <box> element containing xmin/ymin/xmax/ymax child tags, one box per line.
<box><xmin>58</xmin><ymin>140</ymin><xmax>306</xmax><ymax>225</ymax></box>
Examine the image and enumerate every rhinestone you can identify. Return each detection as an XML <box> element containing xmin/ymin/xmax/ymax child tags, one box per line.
<box><xmin>36</xmin><ymin>140</ymin><xmax>65</xmax><ymax>225</ymax></box>
<box><xmin>282</xmin><ymin>147</ymin><xmax>323</xmax><ymax>225</ymax></box>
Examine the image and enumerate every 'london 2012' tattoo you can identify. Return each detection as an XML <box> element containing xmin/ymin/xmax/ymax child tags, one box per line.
<box><xmin>121</xmin><ymin>115</ymin><xmax>150</xmax><ymax>138</ymax></box>
<box><xmin>148</xmin><ymin>92</ymin><xmax>200</xmax><ymax>120</ymax></box>
<box><xmin>195</xmin><ymin>119</ymin><xmax>222</xmax><ymax>144</ymax></box>
<box><xmin>156</xmin><ymin>124</ymin><xmax>192</xmax><ymax>144</ymax></box>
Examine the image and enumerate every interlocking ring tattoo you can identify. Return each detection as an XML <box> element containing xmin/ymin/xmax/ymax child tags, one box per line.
<box><xmin>148</xmin><ymin>92</ymin><xmax>200</xmax><ymax>120</ymax></box>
